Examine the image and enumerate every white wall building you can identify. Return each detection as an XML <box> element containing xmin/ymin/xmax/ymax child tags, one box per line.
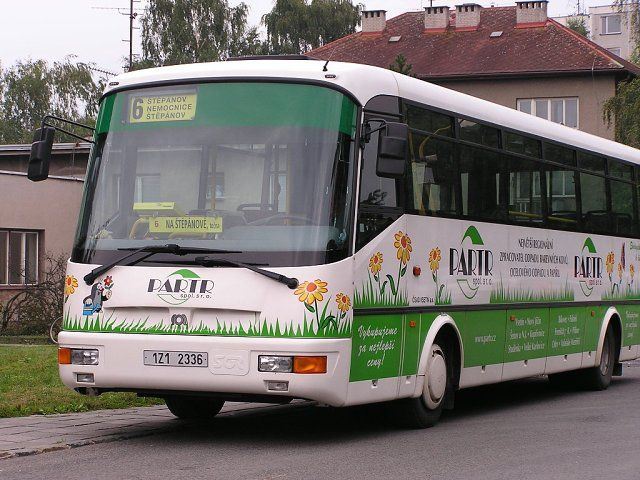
<box><xmin>554</xmin><ymin>4</ymin><xmax>636</xmax><ymax>61</ymax></box>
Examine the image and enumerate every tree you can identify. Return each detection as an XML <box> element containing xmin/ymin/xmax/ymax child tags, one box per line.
<box><xmin>0</xmin><ymin>59</ymin><xmax>50</xmax><ymax>144</ymax></box>
<box><xmin>613</xmin><ymin>0</ymin><xmax>640</xmax><ymax>62</ymax></box>
<box><xmin>263</xmin><ymin>0</ymin><xmax>361</xmax><ymax>55</ymax></box>
<box><xmin>1</xmin><ymin>254</ymin><xmax>66</xmax><ymax>336</ymax></box>
<box><xmin>0</xmin><ymin>57</ymin><xmax>102</xmax><ymax>144</ymax></box>
<box><xmin>389</xmin><ymin>54</ymin><xmax>414</xmax><ymax>76</ymax></box>
<box><xmin>603</xmin><ymin>77</ymin><xmax>640</xmax><ymax>148</ymax></box>
<box><xmin>566</xmin><ymin>16</ymin><xmax>589</xmax><ymax>37</ymax></box>
<box><xmin>139</xmin><ymin>0</ymin><xmax>265</xmax><ymax>67</ymax></box>
<box><xmin>603</xmin><ymin>2</ymin><xmax>640</xmax><ymax>147</ymax></box>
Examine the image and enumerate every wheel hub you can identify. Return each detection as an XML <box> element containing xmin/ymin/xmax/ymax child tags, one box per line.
<box><xmin>423</xmin><ymin>345</ymin><xmax>447</xmax><ymax>409</ymax></box>
<box><xmin>428</xmin><ymin>353</ymin><xmax>447</xmax><ymax>402</ymax></box>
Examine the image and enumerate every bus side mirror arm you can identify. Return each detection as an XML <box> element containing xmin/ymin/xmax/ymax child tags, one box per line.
<box><xmin>28</xmin><ymin>115</ymin><xmax>96</xmax><ymax>182</ymax></box>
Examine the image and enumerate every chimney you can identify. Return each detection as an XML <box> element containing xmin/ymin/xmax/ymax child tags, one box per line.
<box><xmin>455</xmin><ymin>4</ymin><xmax>482</xmax><ymax>31</ymax></box>
<box><xmin>424</xmin><ymin>6</ymin><xmax>450</xmax><ymax>32</ymax></box>
<box><xmin>515</xmin><ymin>1</ymin><xmax>548</xmax><ymax>27</ymax></box>
<box><xmin>361</xmin><ymin>10</ymin><xmax>387</xmax><ymax>34</ymax></box>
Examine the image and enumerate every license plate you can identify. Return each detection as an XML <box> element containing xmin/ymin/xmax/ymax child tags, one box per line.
<box><xmin>143</xmin><ymin>350</ymin><xmax>208</xmax><ymax>367</ymax></box>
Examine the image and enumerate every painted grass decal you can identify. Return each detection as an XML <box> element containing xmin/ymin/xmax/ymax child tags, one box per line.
<box><xmin>602</xmin><ymin>284</ymin><xmax>640</xmax><ymax>301</ymax></box>
<box><xmin>490</xmin><ymin>279</ymin><xmax>574</xmax><ymax>303</ymax></box>
<box><xmin>63</xmin><ymin>313</ymin><xmax>351</xmax><ymax>338</ymax></box>
<box><xmin>355</xmin><ymin>231</ymin><xmax>412</xmax><ymax>308</ymax></box>
<box><xmin>354</xmin><ymin>275</ymin><xmax>408</xmax><ymax>308</ymax></box>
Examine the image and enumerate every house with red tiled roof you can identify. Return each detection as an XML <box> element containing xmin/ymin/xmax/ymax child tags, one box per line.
<box><xmin>308</xmin><ymin>1</ymin><xmax>640</xmax><ymax>141</ymax></box>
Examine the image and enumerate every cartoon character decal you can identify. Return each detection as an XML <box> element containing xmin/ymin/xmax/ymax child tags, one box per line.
<box><xmin>83</xmin><ymin>276</ymin><xmax>114</xmax><ymax>316</ymax></box>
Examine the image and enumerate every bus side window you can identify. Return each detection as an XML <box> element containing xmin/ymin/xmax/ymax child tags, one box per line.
<box><xmin>608</xmin><ymin>159</ymin><xmax>635</xmax><ymax>236</ymax></box>
<box><xmin>404</xmin><ymin>103</ymin><xmax>456</xmax><ymax>217</ymax></box>
<box><xmin>356</xmin><ymin>119</ymin><xmax>403</xmax><ymax>251</ymax></box>
<box><xmin>578</xmin><ymin>152</ymin><xmax>608</xmax><ymax>234</ymax></box>
<box><xmin>507</xmin><ymin>155</ymin><xmax>543</xmax><ymax>225</ymax></box>
<box><xmin>408</xmin><ymin>132</ymin><xmax>457</xmax><ymax>216</ymax></box>
<box><xmin>458</xmin><ymin>144</ymin><xmax>507</xmax><ymax>221</ymax></box>
<box><xmin>359</xmin><ymin>121</ymin><xmax>397</xmax><ymax>208</ymax></box>
<box><xmin>610</xmin><ymin>178</ymin><xmax>634</xmax><ymax>236</ymax></box>
<box><xmin>544</xmin><ymin>143</ymin><xmax>578</xmax><ymax>231</ymax></box>
<box><xmin>504</xmin><ymin>132</ymin><xmax>543</xmax><ymax>225</ymax></box>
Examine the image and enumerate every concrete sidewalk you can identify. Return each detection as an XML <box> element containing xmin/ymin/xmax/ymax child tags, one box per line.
<box><xmin>0</xmin><ymin>401</ymin><xmax>306</xmax><ymax>460</ymax></box>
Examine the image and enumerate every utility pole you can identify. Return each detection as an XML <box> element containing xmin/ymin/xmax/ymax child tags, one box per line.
<box><xmin>127</xmin><ymin>0</ymin><xmax>141</xmax><ymax>71</ymax></box>
<box><xmin>92</xmin><ymin>3</ymin><xmax>143</xmax><ymax>72</ymax></box>
<box><xmin>129</xmin><ymin>0</ymin><xmax>134</xmax><ymax>70</ymax></box>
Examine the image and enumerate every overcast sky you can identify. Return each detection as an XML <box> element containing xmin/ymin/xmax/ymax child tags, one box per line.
<box><xmin>0</xmin><ymin>0</ymin><xmax>602</xmax><ymax>76</ymax></box>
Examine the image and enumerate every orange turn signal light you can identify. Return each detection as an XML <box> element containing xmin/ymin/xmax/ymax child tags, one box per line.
<box><xmin>293</xmin><ymin>356</ymin><xmax>327</xmax><ymax>374</ymax></box>
<box><xmin>58</xmin><ymin>347</ymin><xmax>71</xmax><ymax>365</ymax></box>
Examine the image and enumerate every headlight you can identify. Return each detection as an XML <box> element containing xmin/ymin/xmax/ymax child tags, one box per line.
<box><xmin>70</xmin><ymin>349</ymin><xmax>99</xmax><ymax>365</ymax></box>
<box><xmin>258</xmin><ymin>355</ymin><xmax>293</xmax><ymax>373</ymax></box>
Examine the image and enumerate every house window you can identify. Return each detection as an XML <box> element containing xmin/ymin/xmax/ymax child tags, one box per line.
<box><xmin>607</xmin><ymin>47</ymin><xmax>622</xmax><ymax>57</ymax></box>
<box><xmin>601</xmin><ymin>15</ymin><xmax>622</xmax><ymax>34</ymax></box>
<box><xmin>517</xmin><ymin>98</ymin><xmax>579</xmax><ymax>128</ymax></box>
<box><xmin>0</xmin><ymin>230</ymin><xmax>39</xmax><ymax>285</ymax></box>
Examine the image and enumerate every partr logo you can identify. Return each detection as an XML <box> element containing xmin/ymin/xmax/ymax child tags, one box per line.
<box><xmin>148</xmin><ymin>269</ymin><xmax>214</xmax><ymax>305</ymax></box>
<box><xmin>450</xmin><ymin>226</ymin><xmax>493</xmax><ymax>299</ymax></box>
<box><xmin>575</xmin><ymin>237</ymin><xmax>602</xmax><ymax>296</ymax></box>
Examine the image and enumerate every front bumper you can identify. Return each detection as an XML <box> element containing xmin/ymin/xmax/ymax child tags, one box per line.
<box><xmin>58</xmin><ymin>331</ymin><xmax>351</xmax><ymax>407</ymax></box>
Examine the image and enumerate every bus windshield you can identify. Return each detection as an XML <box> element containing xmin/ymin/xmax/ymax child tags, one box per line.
<box><xmin>72</xmin><ymin>82</ymin><xmax>358</xmax><ymax>267</ymax></box>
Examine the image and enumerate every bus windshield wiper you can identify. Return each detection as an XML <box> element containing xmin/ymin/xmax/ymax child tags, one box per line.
<box><xmin>193</xmin><ymin>256</ymin><xmax>299</xmax><ymax>290</ymax></box>
<box><xmin>83</xmin><ymin>244</ymin><xmax>241</xmax><ymax>285</ymax></box>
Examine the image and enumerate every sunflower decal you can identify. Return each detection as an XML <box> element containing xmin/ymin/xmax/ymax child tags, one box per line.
<box><xmin>382</xmin><ymin>231</ymin><xmax>412</xmax><ymax>298</ymax></box>
<box><xmin>429</xmin><ymin>247</ymin><xmax>451</xmax><ymax>305</ymax></box>
<box><xmin>294</xmin><ymin>279</ymin><xmax>339</xmax><ymax>332</ymax></box>
<box><xmin>428</xmin><ymin>247</ymin><xmax>441</xmax><ymax>273</ymax></box>
<box><xmin>294</xmin><ymin>280</ymin><xmax>328</xmax><ymax>305</ymax></box>
<box><xmin>336</xmin><ymin>293</ymin><xmax>351</xmax><ymax>314</ymax></box>
<box><xmin>605</xmin><ymin>252</ymin><xmax>615</xmax><ymax>279</ymax></box>
<box><xmin>369</xmin><ymin>252</ymin><xmax>383</xmax><ymax>275</ymax></box>
<box><xmin>394</xmin><ymin>231</ymin><xmax>412</xmax><ymax>265</ymax></box>
<box><xmin>64</xmin><ymin>275</ymin><xmax>78</xmax><ymax>303</ymax></box>
<box><xmin>618</xmin><ymin>262</ymin><xmax>624</xmax><ymax>282</ymax></box>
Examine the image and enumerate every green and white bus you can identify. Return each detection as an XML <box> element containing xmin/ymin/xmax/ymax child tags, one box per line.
<box><xmin>30</xmin><ymin>59</ymin><xmax>640</xmax><ymax>427</ymax></box>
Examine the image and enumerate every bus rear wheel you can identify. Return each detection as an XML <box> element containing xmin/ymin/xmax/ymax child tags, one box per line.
<box><xmin>164</xmin><ymin>395</ymin><xmax>225</xmax><ymax>420</ymax></box>
<box><xmin>548</xmin><ymin>323</ymin><xmax>616</xmax><ymax>391</ymax></box>
<box><xmin>581</xmin><ymin>323</ymin><xmax>616</xmax><ymax>390</ymax></box>
<box><xmin>392</xmin><ymin>343</ymin><xmax>450</xmax><ymax>429</ymax></box>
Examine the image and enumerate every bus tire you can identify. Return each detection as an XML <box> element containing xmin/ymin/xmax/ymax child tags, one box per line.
<box><xmin>548</xmin><ymin>323</ymin><xmax>616</xmax><ymax>391</ymax></box>
<box><xmin>164</xmin><ymin>395</ymin><xmax>225</xmax><ymax>420</ymax></box>
<box><xmin>392</xmin><ymin>343</ymin><xmax>450</xmax><ymax>429</ymax></box>
<box><xmin>581</xmin><ymin>323</ymin><xmax>616</xmax><ymax>391</ymax></box>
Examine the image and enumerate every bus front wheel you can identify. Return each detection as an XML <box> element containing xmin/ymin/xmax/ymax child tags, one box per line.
<box><xmin>164</xmin><ymin>395</ymin><xmax>225</xmax><ymax>420</ymax></box>
<box><xmin>392</xmin><ymin>343</ymin><xmax>450</xmax><ymax>428</ymax></box>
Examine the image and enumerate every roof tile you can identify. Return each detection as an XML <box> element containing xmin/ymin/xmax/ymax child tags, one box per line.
<box><xmin>309</xmin><ymin>7</ymin><xmax>640</xmax><ymax>78</ymax></box>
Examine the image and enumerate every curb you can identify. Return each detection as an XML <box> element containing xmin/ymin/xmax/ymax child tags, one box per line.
<box><xmin>0</xmin><ymin>401</ymin><xmax>313</xmax><ymax>461</ymax></box>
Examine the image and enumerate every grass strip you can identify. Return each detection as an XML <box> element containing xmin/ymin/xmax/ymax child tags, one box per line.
<box><xmin>0</xmin><ymin>345</ymin><xmax>162</xmax><ymax>418</ymax></box>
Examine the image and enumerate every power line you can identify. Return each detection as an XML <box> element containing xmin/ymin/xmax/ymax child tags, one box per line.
<box><xmin>93</xmin><ymin>1</ymin><xmax>143</xmax><ymax>71</ymax></box>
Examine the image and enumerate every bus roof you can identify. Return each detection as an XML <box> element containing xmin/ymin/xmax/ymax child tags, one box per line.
<box><xmin>106</xmin><ymin>59</ymin><xmax>640</xmax><ymax>165</ymax></box>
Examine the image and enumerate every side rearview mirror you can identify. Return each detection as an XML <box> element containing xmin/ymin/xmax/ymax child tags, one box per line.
<box><xmin>376</xmin><ymin>122</ymin><xmax>409</xmax><ymax>178</ymax></box>
<box><xmin>28</xmin><ymin>126</ymin><xmax>55</xmax><ymax>182</ymax></box>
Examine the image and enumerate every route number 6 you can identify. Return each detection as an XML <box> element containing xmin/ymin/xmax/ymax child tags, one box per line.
<box><xmin>131</xmin><ymin>98</ymin><xmax>144</xmax><ymax>120</ymax></box>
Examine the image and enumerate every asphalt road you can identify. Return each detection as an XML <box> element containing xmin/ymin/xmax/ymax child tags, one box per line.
<box><xmin>2</xmin><ymin>366</ymin><xmax>640</xmax><ymax>480</ymax></box>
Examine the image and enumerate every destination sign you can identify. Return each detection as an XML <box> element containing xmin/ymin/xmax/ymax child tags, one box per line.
<box><xmin>129</xmin><ymin>93</ymin><xmax>197</xmax><ymax>123</ymax></box>
<box><xmin>148</xmin><ymin>216</ymin><xmax>222</xmax><ymax>234</ymax></box>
